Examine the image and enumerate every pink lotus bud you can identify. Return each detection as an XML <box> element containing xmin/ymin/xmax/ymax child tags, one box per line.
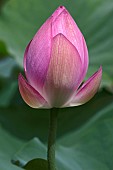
<box><xmin>18</xmin><ymin>6</ymin><xmax>102</xmax><ymax>108</ymax></box>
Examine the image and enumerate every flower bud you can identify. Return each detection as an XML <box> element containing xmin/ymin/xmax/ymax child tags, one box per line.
<box><xmin>18</xmin><ymin>6</ymin><xmax>102</xmax><ymax>108</ymax></box>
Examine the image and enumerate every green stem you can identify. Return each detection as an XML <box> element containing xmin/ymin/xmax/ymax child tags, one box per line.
<box><xmin>47</xmin><ymin>108</ymin><xmax>59</xmax><ymax>170</ymax></box>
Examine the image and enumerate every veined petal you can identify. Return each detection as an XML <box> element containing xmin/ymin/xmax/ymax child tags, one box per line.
<box><xmin>18</xmin><ymin>74</ymin><xmax>49</xmax><ymax>108</ymax></box>
<box><xmin>79</xmin><ymin>36</ymin><xmax>89</xmax><ymax>83</ymax></box>
<box><xmin>52</xmin><ymin>7</ymin><xmax>86</xmax><ymax>64</ymax></box>
<box><xmin>44</xmin><ymin>34</ymin><xmax>82</xmax><ymax>107</ymax></box>
<box><xmin>24</xmin><ymin>40</ymin><xmax>32</xmax><ymax>73</ymax></box>
<box><xmin>67</xmin><ymin>67</ymin><xmax>102</xmax><ymax>107</ymax></box>
<box><xmin>82</xmin><ymin>37</ymin><xmax>89</xmax><ymax>75</ymax></box>
<box><xmin>25</xmin><ymin>17</ymin><xmax>52</xmax><ymax>94</ymax></box>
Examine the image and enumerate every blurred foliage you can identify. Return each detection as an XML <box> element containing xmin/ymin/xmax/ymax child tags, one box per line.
<box><xmin>0</xmin><ymin>41</ymin><xmax>9</xmax><ymax>58</ymax></box>
<box><xmin>0</xmin><ymin>0</ymin><xmax>113</xmax><ymax>169</ymax></box>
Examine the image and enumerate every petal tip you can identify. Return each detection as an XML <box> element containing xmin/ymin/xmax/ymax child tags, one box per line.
<box><xmin>99</xmin><ymin>66</ymin><xmax>102</xmax><ymax>74</ymax></box>
<box><xmin>68</xmin><ymin>66</ymin><xmax>102</xmax><ymax>107</ymax></box>
<box><xmin>52</xmin><ymin>6</ymin><xmax>67</xmax><ymax>20</ymax></box>
<box><xmin>96</xmin><ymin>66</ymin><xmax>102</xmax><ymax>81</ymax></box>
<box><xmin>59</xmin><ymin>6</ymin><xmax>66</xmax><ymax>9</ymax></box>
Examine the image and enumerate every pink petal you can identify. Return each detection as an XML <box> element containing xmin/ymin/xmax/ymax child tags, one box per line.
<box><xmin>43</xmin><ymin>34</ymin><xmax>82</xmax><ymax>107</ymax></box>
<box><xmin>81</xmin><ymin>36</ymin><xmax>89</xmax><ymax>78</ymax></box>
<box><xmin>18</xmin><ymin>74</ymin><xmax>49</xmax><ymax>108</ymax></box>
<box><xmin>52</xmin><ymin>7</ymin><xmax>88</xmax><ymax>66</ymax></box>
<box><xmin>52</xmin><ymin>6</ymin><xmax>65</xmax><ymax>20</ymax></box>
<box><xmin>24</xmin><ymin>17</ymin><xmax>52</xmax><ymax>94</ymax></box>
<box><xmin>24</xmin><ymin>40</ymin><xmax>32</xmax><ymax>73</ymax></box>
<box><xmin>67</xmin><ymin>67</ymin><xmax>102</xmax><ymax>107</ymax></box>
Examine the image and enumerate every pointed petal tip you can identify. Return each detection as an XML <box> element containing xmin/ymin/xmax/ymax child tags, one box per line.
<box><xmin>58</xmin><ymin>6</ymin><xmax>66</xmax><ymax>9</ymax></box>
<box><xmin>55</xmin><ymin>6</ymin><xmax>66</xmax><ymax>12</ymax></box>
<box><xmin>18</xmin><ymin>74</ymin><xmax>49</xmax><ymax>109</ymax></box>
<box><xmin>52</xmin><ymin>6</ymin><xmax>68</xmax><ymax>21</ymax></box>
<box><xmin>97</xmin><ymin>65</ymin><xmax>102</xmax><ymax>72</ymax></box>
<box><xmin>67</xmin><ymin>66</ymin><xmax>102</xmax><ymax>107</ymax></box>
<box><xmin>99</xmin><ymin>65</ymin><xmax>102</xmax><ymax>73</ymax></box>
<box><xmin>23</xmin><ymin>40</ymin><xmax>32</xmax><ymax>72</ymax></box>
<box><xmin>93</xmin><ymin>66</ymin><xmax>102</xmax><ymax>81</ymax></box>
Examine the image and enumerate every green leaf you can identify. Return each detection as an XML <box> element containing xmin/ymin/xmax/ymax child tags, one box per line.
<box><xmin>24</xmin><ymin>159</ymin><xmax>48</xmax><ymax>170</ymax></box>
<box><xmin>0</xmin><ymin>41</ymin><xmax>9</xmax><ymax>58</ymax></box>
<box><xmin>0</xmin><ymin>56</ymin><xmax>19</xmax><ymax>106</ymax></box>
<box><xmin>0</xmin><ymin>126</ymin><xmax>23</xmax><ymax>170</ymax></box>
<box><xmin>0</xmin><ymin>80</ymin><xmax>17</xmax><ymax>107</ymax></box>
<box><xmin>12</xmin><ymin>100</ymin><xmax>113</xmax><ymax>170</ymax></box>
<box><xmin>0</xmin><ymin>90</ymin><xmax>112</xmax><ymax>141</ymax></box>
<box><xmin>13</xmin><ymin>138</ymin><xmax>46</xmax><ymax>165</ymax></box>
<box><xmin>0</xmin><ymin>90</ymin><xmax>113</xmax><ymax>170</ymax></box>
<box><xmin>0</xmin><ymin>0</ymin><xmax>113</xmax><ymax>89</ymax></box>
<box><xmin>57</xmin><ymin>104</ymin><xmax>113</xmax><ymax>170</ymax></box>
<box><xmin>0</xmin><ymin>57</ymin><xmax>17</xmax><ymax>78</ymax></box>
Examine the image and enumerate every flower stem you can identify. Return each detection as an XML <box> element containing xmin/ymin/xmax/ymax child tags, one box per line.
<box><xmin>47</xmin><ymin>108</ymin><xmax>59</xmax><ymax>170</ymax></box>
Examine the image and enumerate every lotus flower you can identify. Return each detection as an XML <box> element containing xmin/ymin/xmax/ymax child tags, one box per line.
<box><xmin>18</xmin><ymin>6</ymin><xmax>102</xmax><ymax>108</ymax></box>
